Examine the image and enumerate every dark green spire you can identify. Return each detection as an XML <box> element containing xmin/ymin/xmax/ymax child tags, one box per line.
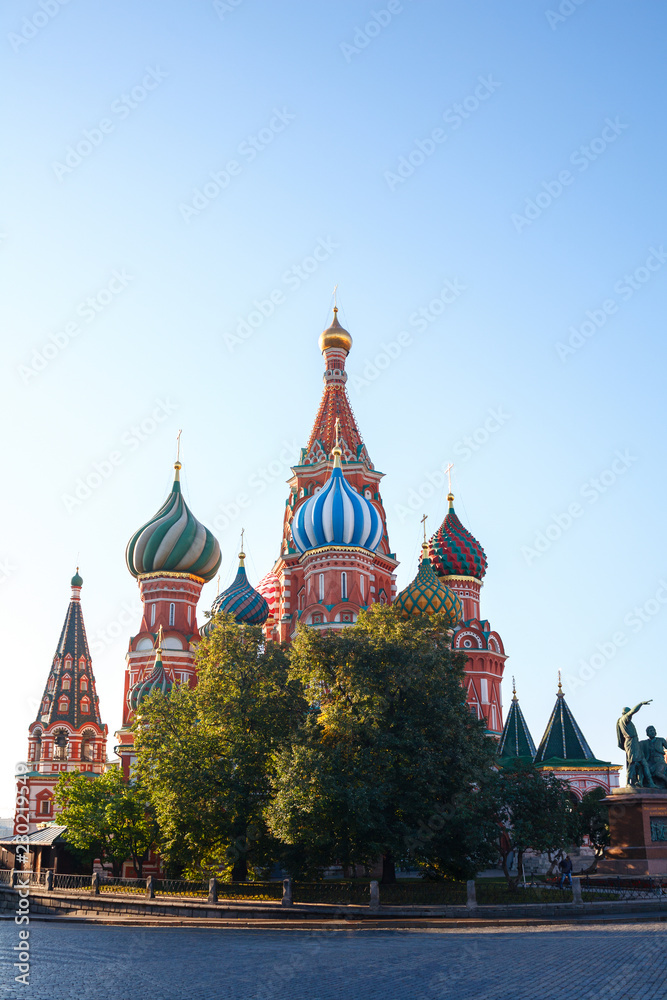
<box><xmin>534</xmin><ymin>674</ymin><xmax>596</xmax><ymax>764</ymax></box>
<box><xmin>497</xmin><ymin>679</ymin><xmax>536</xmax><ymax>760</ymax></box>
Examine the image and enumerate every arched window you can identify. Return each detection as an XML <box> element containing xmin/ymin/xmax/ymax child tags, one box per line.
<box><xmin>80</xmin><ymin>676</ymin><xmax>88</xmax><ymax>692</ymax></box>
<box><xmin>41</xmin><ymin>698</ymin><xmax>49</xmax><ymax>714</ymax></box>
<box><xmin>81</xmin><ymin>731</ymin><xmax>95</xmax><ymax>761</ymax></box>
<box><xmin>151</xmin><ymin>603</ymin><xmax>156</xmax><ymax>626</ymax></box>
<box><xmin>341</xmin><ymin>572</ymin><xmax>347</xmax><ymax>600</ymax></box>
<box><xmin>58</xmin><ymin>696</ymin><xmax>69</xmax><ymax>714</ymax></box>
<box><xmin>169</xmin><ymin>603</ymin><xmax>175</xmax><ymax>626</ymax></box>
<box><xmin>54</xmin><ymin>731</ymin><xmax>69</xmax><ymax>760</ymax></box>
<box><xmin>39</xmin><ymin>796</ymin><xmax>52</xmax><ymax>816</ymax></box>
<box><xmin>33</xmin><ymin>732</ymin><xmax>42</xmax><ymax>761</ymax></box>
<box><xmin>298</xmin><ymin>588</ymin><xmax>305</xmax><ymax>611</ymax></box>
<box><xmin>62</xmin><ymin>674</ymin><xmax>71</xmax><ymax>691</ymax></box>
<box><xmin>47</xmin><ymin>676</ymin><xmax>54</xmax><ymax>691</ymax></box>
<box><xmin>360</xmin><ymin>575</ymin><xmax>365</xmax><ymax>601</ymax></box>
<box><xmin>80</xmin><ymin>696</ymin><xmax>91</xmax><ymax>714</ymax></box>
<box><xmin>318</xmin><ymin>574</ymin><xmax>324</xmax><ymax>602</ymax></box>
<box><xmin>187</xmin><ymin>605</ymin><xmax>192</xmax><ymax>624</ymax></box>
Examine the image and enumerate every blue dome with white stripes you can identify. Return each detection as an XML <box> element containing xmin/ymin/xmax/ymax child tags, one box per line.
<box><xmin>291</xmin><ymin>450</ymin><xmax>383</xmax><ymax>555</ymax></box>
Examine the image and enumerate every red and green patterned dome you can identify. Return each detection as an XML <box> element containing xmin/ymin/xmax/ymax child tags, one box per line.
<box><xmin>395</xmin><ymin>545</ymin><xmax>463</xmax><ymax>625</ymax></box>
<box><xmin>429</xmin><ymin>493</ymin><xmax>487</xmax><ymax>581</ymax></box>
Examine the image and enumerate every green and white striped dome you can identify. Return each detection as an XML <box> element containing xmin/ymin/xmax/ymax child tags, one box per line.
<box><xmin>126</xmin><ymin>462</ymin><xmax>221</xmax><ymax>582</ymax></box>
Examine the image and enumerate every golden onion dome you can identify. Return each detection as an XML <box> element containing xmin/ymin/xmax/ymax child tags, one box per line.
<box><xmin>318</xmin><ymin>307</ymin><xmax>353</xmax><ymax>354</ymax></box>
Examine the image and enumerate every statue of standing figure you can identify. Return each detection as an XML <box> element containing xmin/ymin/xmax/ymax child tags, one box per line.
<box><xmin>640</xmin><ymin>726</ymin><xmax>667</xmax><ymax>788</ymax></box>
<box><xmin>616</xmin><ymin>702</ymin><xmax>655</xmax><ymax>788</ymax></box>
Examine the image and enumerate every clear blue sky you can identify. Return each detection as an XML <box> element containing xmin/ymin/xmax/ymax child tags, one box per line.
<box><xmin>2</xmin><ymin>0</ymin><xmax>666</xmax><ymax>812</ymax></box>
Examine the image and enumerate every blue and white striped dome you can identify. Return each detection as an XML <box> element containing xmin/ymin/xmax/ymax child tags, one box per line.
<box><xmin>291</xmin><ymin>451</ymin><xmax>383</xmax><ymax>554</ymax></box>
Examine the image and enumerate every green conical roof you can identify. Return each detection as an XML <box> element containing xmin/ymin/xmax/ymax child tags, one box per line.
<box><xmin>534</xmin><ymin>678</ymin><xmax>596</xmax><ymax>764</ymax></box>
<box><xmin>497</xmin><ymin>684</ymin><xmax>536</xmax><ymax>760</ymax></box>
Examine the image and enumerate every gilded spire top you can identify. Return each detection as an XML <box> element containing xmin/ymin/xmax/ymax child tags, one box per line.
<box><xmin>319</xmin><ymin>304</ymin><xmax>353</xmax><ymax>354</ymax></box>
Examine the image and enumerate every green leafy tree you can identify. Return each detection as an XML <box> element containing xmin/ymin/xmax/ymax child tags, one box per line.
<box><xmin>495</xmin><ymin>760</ymin><xmax>574</xmax><ymax>888</ymax></box>
<box><xmin>54</xmin><ymin>767</ymin><xmax>156</xmax><ymax>877</ymax></box>
<box><xmin>134</xmin><ymin>613</ymin><xmax>307</xmax><ymax>881</ymax></box>
<box><xmin>571</xmin><ymin>787</ymin><xmax>610</xmax><ymax>870</ymax></box>
<box><xmin>268</xmin><ymin>604</ymin><xmax>498</xmax><ymax>882</ymax></box>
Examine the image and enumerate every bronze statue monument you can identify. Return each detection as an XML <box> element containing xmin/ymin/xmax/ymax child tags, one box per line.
<box><xmin>616</xmin><ymin>701</ymin><xmax>655</xmax><ymax>787</ymax></box>
<box><xmin>640</xmin><ymin>725</ymin><xmax>667</xmax><ymax>788</ymax></box>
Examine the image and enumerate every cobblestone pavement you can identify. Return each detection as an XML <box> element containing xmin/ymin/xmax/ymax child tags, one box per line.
<box><xmin>2</xmin><ymin>921</ymin><xmax>667</xmax><ymax>1000</ymax></box>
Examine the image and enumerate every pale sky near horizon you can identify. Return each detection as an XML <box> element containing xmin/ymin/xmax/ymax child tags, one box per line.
<box><xmin>1</xmin><ymin>0</ymin><xmax>666</xmax><ymax>813</ymax></box>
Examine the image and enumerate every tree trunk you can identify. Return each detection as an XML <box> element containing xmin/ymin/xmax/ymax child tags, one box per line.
<box><xmin>232</xmin><ymin>855</ymin><xmax>248</xmax><ymax>882</ymax></box>
<box><xmin>380</xmin><ymin>853</ymin><xmax>396</xmax><ymax>884</ymax></box>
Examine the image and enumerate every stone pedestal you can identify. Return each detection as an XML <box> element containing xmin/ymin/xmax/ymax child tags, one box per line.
<box><xmin>598</xmin><ymin>787</ymin><xmax>667</xmax><ymax>876</ymax></box>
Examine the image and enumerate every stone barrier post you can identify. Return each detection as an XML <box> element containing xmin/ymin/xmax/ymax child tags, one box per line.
<box><xmin>208</xmin><ymin>877</ymin><xmax>218</xmax><ymax>903</ymax></box>
<box><xmin>572</xmin><ymin>876</ymin><xmax>583</xmax><ymax>904</ymax></box>
<box><xmin>466</xmin><ymin>879</ymin><xmax>477</xmax><ymax>909</ymax></box>
<box><xmin>91</xmin><ymin>872</ymin><xmax>100</xmax><ymax>895</ymax></box>
<box><xmin>369</xmin><ymin>880</ymin><xmax>380</xmax><ymax>911</ymax></box>
<box><xmin>146</xmin><ymin>875</ymin><xmax>155</xmax><ymax>899</ymax></box>
<box><xmin>46</xmin><ymin>870</ymin><xmax>53</xmax><ymax>892</ymax></box>
<box><xmin>281</xmin><ymin>878</ymin><xmax>293</xmax><ymax>907</ymax></box>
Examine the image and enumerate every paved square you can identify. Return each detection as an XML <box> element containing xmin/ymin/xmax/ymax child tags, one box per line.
<box><xmin>1</xmin><ymin>921</ymin><xmax>667</xmax><ymax>999</ymax></box>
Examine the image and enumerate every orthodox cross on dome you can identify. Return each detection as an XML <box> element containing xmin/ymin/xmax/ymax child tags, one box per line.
<box><xmin>176</xmin><ymin>429</ymin><xmax>182</xmax><ymax>462</ymax></box>
<box><xmin>334</xmin><ymin>417</ymin><xmax>341</xmax><ymax>451</ymax></box>
<box><xmin>216</xmin><ymin>574</ymin><xmax>220</xmax><ymax>596</ymax></box>
<box><xmin>156</xmin><ymin>624</ymin><xmax>164</xmax><ymax>650</ymax></box>
<box><xmin>420</xmin><ymin>513</ymin><xmax>428</xmax><ymax>544</ymax></box>
<box><xmin>512</xmin><ymin>675</ymin><xmax>517</xmax><ymax>701</ymax></box>
<box><xmin>333</xmin><ymin>283</ymin><xmax>338</xmax><ymax>308</ymax></box>
<box><xmin>445</xmin><ymin>462</ymin><xmax>454</xmax><ymax>492</ymax></box>
<box><xmin>558</xmin><ymin>670</ymin><xmax>563</xmax><ymax>695</ymax></box>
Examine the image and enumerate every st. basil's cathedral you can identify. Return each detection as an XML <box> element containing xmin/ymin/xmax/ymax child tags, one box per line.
<box><xmin>13</xmin><ymin>307</ymin><xmax>619</xmax><ymax>858</ymax></box>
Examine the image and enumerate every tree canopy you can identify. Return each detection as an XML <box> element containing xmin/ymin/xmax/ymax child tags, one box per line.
<box><xmin>267</xmin><ymin>604</ymin><xmax>498</xmax><ymax>881</ymax></box>
<box><xmin>54</xmin><ymin>767</ymin><xmax>156</xmax><ymax>877</ymax></box>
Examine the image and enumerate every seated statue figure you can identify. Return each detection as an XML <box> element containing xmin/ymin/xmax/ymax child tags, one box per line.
<box><xmin>639</xmin><ymin>726</ymin><xmax>667</xmax><ymax>789</ymax></box>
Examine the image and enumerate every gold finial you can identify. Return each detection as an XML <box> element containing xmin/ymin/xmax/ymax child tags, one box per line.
<box><xmin>444</xmin><ymin>463</ymin><xmax>454</xmax><ymax>507</ymax></box>
<box><xmin>558</xmin><ymin>670</ymin><xmax>563</xmax><ymax>695</ymax></box>
<box><xmin>332</xmin><ymin>417</ymin><xmax>342</xmax><ymax>468</ymax></box>
<box><xmin>239</xmin><ymin>528</ymin><xmax>245</xmax><ymax>564</ymax></box>
<box><xmin>512</xmin><ymin>676</ymin><xmax>517</xmax><ymax>701</ymax></box>
<box><xmin>420</xmin><ymin>515</ymin><xmax>429</xmax><ymax>560</ymax></box>
<box><xmin>174</xmin><ymin>430</ymin><xmax>183</xmax><ymax>478</ymax></box>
